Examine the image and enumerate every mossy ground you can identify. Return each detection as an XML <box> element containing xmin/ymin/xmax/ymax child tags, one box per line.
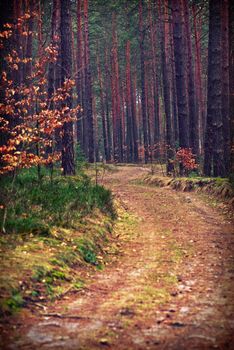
<box><xmin>140</xmin><ymin>173</ymin><xmax>234</xmax><ymax>203</ymax></box>
<box><xmin>0</xmin><ymin>166</ymin><xmax>116</xmax><ymax>316</ymax></box>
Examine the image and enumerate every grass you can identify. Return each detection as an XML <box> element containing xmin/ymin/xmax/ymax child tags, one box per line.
<box><xmin>140</xmin><ymin>173</ymin><xmax>234</xmax><ymax>202</ymax></box>
<box><xmin>0</xmin><ymin>166</ymin><xmax>117</xmax><ymax>316</ymax></box>
<box><xmin>0</xmin><ymin>166</ymin><xmax>115</xmax><ymax>235</ymax></box>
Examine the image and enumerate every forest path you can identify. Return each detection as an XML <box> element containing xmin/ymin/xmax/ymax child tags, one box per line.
<box><xmin>3</xmin><ymin>166</ymin><xmax>234</xmax><ymax>349</ymax></box>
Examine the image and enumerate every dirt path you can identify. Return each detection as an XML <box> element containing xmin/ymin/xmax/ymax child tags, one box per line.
<box><xmin>1</xmin><ymin>166</ymin><xmax>234</xmax><ymax>349</ymax></box>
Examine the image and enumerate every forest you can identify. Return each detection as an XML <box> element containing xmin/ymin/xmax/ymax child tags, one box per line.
<box><xmin>0</xmin><ymin>0</ymin><xmax>234</xmax><ymax>349</ymax></box>
<box><xmin>0</xmin><ymin>0</ymin><xmax>233</xmax><ymax>177</ymax></box>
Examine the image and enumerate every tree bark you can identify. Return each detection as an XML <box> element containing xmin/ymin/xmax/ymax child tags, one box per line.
<box><xmin>76</xmin><ymin>0</ymin><xmax>83</xmax><ymax>150</ymax></box>
<box><xmin>139</xmin><ymin>0</ymin><xmax>149</xmax><ymax>163</ymax></box>
<box><xmin>60</xmin><ymin>0</ymin><xmax>75</xmax><ymax>175</ymax></box>
<box><xmin>183</xmin><ymin>0</ymin><xmax>199</xmax><ymax>156</ymax></box>
<box><xmin>229</xmin><ymin>0</ymin><xmax>234</xmax><ymax>178</ymax></box>
<box><xmin>204</xmin><ymin>0</ymin><xmax>224</xmax><ymax>177</ymax></box>
<box><xmin>221</xmin><ymin>0</ymin><xmax>230</xmax><ymax>175</ymax></box>
<box><xmin>192</xmin><ymin>4</ymin><xmax>204</xmax><ymax>154</ymax></box>
<box><xmin>111</xmin><ymin>13</ymin><xmax>123</xmax><ymax>162</ymax></box>
<box><xmin>160</xmin><ymin>0</ymin><xmax>174</xmax><ymax>174</ymax></box>
<box><xmin>83</xmin><ymin>0</ymin><xmax>94</xmax><ymax>162</ymax></box>
<box><xmin>97</xmin><ymin>52</ymin><xmax>110</xmax><ymax>161</ymax></box>
<box><xmin>170</xmin><ymin>0</ymin><xmax>189</xmax><ymax>149</ymax></box>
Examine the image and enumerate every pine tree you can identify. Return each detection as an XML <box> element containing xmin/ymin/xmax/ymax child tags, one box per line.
<box><xmin>60</xmin><ymin>0</ymin><xmax>75</xmax><ymax>175</ymax></box>
<box><xmin>204</xmin><ymin>0</ymin><xmax>225</xmax><ymax>177</ymax></box>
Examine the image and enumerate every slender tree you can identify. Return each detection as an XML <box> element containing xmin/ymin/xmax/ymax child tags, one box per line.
<box><xmin>111</xmin><ymin>13</ymin><xmax>123</xmax><ymax>162</ymax></box>
<box><xmin>97</xmin><ymin>51</ymin><xmax>110</xmax><ymax>161</ymax></box>
<box><xmin>83</xmin><ymin>0</ymin><xmax>94</xmax><ymax>162</ymax></box>
<box><xmin>76</xmin><ymin>0</ymin><xmax>83</xmax><ymax>150</ymax></box>
<box><xmin>192</xmin><ymin>4</ymin><xmax>204</xmax><ymax>153</ymax></box>
<box><xmin>221</xmin><ymin>0</ymin><xmax>230</xmax><ymax>175</ymax></box>
<box><xmin>104</xmin><ymin>47</ymin><xmax>112</xmax><ymax>159</ymax></box>
<box><xmin>204</xmin><ymin>0</ymin><xmax>225</xmax><ymax>177</ymax></box>
<box><xmin>139</xmin><ymin>0</ymin><xmax>149</xmax><ymax>163</ymax></box>
<box><xmin>230</xmin><ymin>0</ymin><xmax>234</xmax><ymax>177</ymax></box>
<box><xmin>183</xmin><ymin>0</ymin><xmax>199</xmax><ymax>156</ymax></box>
<box><xmin>160</xmin><ymin>0</ymin><xmax>174</xmax><ymax>174</ymax></box>
<box><xmin>170</xmin><ymin>0</ymin><xmax>189</xmax><ymax>150</ymax></box>
<box><xmin>148</xmin><ymin>1</ymin><xmax>160</xmax><ymax>149</ymax></box>
<box><xmin>125</xmin><ymin>40</ymin><xmax>133</xmax><ymax>162</ymax></box>
<box><xmin>60</xmin><ymin>0</ymin><xmax>75</xmax><ymax>175</ymax></box>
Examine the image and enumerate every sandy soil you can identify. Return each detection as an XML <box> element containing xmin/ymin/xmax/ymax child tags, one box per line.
<box><xmin>1</xmin><ymin>166</ymin><xmax>234</xmax><ymax>350</ymax></box>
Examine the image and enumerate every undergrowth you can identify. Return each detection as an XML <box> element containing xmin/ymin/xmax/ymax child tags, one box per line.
<box><xmin>0</xmin><ymin>165</ymin><xmax>116</xmax><ymax>316</ymax></box>
<box><xmin>0</xmin><ymin>166</ymin><xmax>115</xmax><ymax>235</ymax></box>
<box><xmin>140</xmin><ymin>174</ymin><xmax>234</xmax><ymax>202</ymax></box>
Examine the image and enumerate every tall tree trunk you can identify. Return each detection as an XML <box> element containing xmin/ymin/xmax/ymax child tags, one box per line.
<box><xmin>126</xmin><ymin>40</ymin><xmax>133</xmax><ymax>162</ymax></box>
<box><xmin>104</xmin><ymin>48</ymin><xmax>112</xmax><ymax>160</ymax></box>
<box><xmin>183</xmin><ymin>0</ymin><xmax>199</xmax><ymax>156</ymax></box>
<box><xmin>204</xmin><ymin>0</ymin><xmax>224</xmax><ymax>177</ymax></box>
<box><xmin>160</xmin><ymin>0</ymin><xmax>174</xmax><ymax>174</ymax></box>
<box><xmin>229</xmin><ymin>0</ymin><xmax>234</xmax><ymax>178</ymax></box>
<box><xmin>60</xmin><ymin>0</ymin><xmax>75</xmax><ymax>175</ymax></box>
<box><xmin>111</xmin><ymin>13</ymin><xmax>123</xmax><ymax>162</ymax></box>
<box><xmin>93</xmin><ymin>94</ymin><xmax>99</xmax><ymax>162</ymax></box>
<box><xmin>170</xmin><ymin>0</ymin><xmax>189</xmax><ymax>150</ymax></box>
<box><xmin>192</xmin><ymin>4</ymin><xmax>204</xmax><ymax>154</ymax></box>
<box><xmin>76</xmin><ymin>0</ymin><xmax>83</xmax><ymax>150</ymax></box>
<box><xmin>169</xmin><ymin>19</ymin><xmax>179</xmax><ymax>146</ymax></box>
<box><xmin>97</xmin><ymin>52</ymin><xmax>109</xmax><ymax>161</ymax></box>
<box><xmin>221</xmin><ymin>0</ymin><xmax>230</xmax><ymax>175</ymax></box>
<box><xmin>139</xmin><ymin>0</ymin><xmax>149</xmax><ymax>163</ymax></box>
<box><xmin>131</xmin><ymin>66</ymin><xmax>139</xmax><ymax>162</ymax></box>
<box><xmin>148</xmin><ymin>1</ymin><xmax>160</xmax><ymax>149</ymax></box>
<box><xmin>83</xmin><ymin>0</ymin><xmax>94</xmax><ymax>162</ymax></box>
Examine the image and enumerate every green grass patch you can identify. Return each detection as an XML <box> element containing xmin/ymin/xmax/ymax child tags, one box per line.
<box><xmin>0</xmin><ymin>167</ymin><xmax>115</xmax><ymax>235</ymax></box>
<box><xmin>0</xmin><ymin>166</ymin><xmax>117</xmax><ymax>316</ymax></box>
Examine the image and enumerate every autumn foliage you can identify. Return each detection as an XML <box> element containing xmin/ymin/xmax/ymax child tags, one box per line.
<box><xmin>0</xmin><ymin>13</ymin><xmax>79</xmax><ymax>175</ymax></box>
<box><xmin>176</xmin><ymin>148</ymin><xmax>197</xmax><ymax>172</ymax></box>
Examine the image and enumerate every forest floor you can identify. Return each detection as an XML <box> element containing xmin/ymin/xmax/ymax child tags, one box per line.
<box><xmin>1</xmin><ymin>165</ymin><xmax>234</xmax><ymax>350</ymax></box>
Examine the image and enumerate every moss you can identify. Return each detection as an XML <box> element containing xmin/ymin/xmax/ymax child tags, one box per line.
<box><xmin>140</xmin><ymin>174</ymin><xmax>234</xmax><ymax>201</ymax></box>
<box><xmin>0</xmin><ymin>290</ymin><xmax>25</xmax><ymax>316</ymax></box>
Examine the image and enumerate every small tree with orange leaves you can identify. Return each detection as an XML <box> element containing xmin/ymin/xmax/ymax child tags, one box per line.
<box><xmin>0</xmin><ymin>13</ymin><xmax>79</xmax><ymax>177</ymax></box>
<box><xmin>0</xmin><ymin>13</ymin><xmax>79</xmax><ymax>233</ymax></box>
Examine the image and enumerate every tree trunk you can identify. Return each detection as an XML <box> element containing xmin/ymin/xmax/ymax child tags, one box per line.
<box><xmin>204</xmin><ymin>0</ymin><xmax>224</xmax><ymax>177</ymax></box>
<box><xmin>111</xmin><ymin>13</ymin><xmax>123</xmax><ymax>162</ymax></box>
<box><xmin>93</xmin><ymin>94</ymin><xmax>99</xmax><ymax>162</ymax></box>
<box><xmin>131</xmin><ymin>66</ymin><xmax>139</xmax><ymax>162</ymax></box>
<box><xmin>83</xmin><ymin>0</ymin><xmax>94</xmax><ymax>162</ymax></box>
<box><xmin>183</xmin><ymin>0</ymin><xmax>199</xmax><ymax>156</ymax></box>
<box><xmin>148</xmin><ymin>1</ymin><xmax>160</xmax><ymax>149</ymax></box>
<box><xmin>229</xmin><ymin>0</ymin><xmax>234</xmax><ymax>178</ymax></box>
<box><xmin>126</xmin><ymin>40</ymin><xmax>133</xmax><ymax>162</ymax></box>
<box><xmin>192</xmin><ymin>4</ymin><xmax>204</xmax><ymax>154</ymax></box>
<box><xmin>104</xmin><ymin>48</ymin><xmax>112</xmax><ymax>160</ymax></box>
<box><xmin>76</xmin><ymin>0</ymin><xmax>83</xmax><ymax>150</ymax></box>
<box><xmin>221</xmin><ymin>0</ymin><xmax>230</xmax><ymax>175</ymax></box>
<box><xmin>160</xmin><ymin>0</ymin><xmax>174</xmax><ymax>174</ymax></box>
<box><xmin>170</xmin><ymin>0</ymin><xmax>189</xmax><ymax>149</ymax></box>
<box><xmin>60</xmin><ymin>0</ymin><xmax>75</xmax><ymax>175</ymax></box>
<box><xmin>139</xmin><ymin>0</ymin><xmax>149</xmax><ymax>163</ymax></box>
<box><xmin>97</xmin><ymin>52</ymin><xmax>109</xmax><ymax>162</ymax></box>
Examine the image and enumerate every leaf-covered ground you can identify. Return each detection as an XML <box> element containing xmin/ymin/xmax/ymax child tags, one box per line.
<box><xmin>1</xmin><ymin>166</ymin><xmax>234</xmax><ymax>349</ymax></box>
